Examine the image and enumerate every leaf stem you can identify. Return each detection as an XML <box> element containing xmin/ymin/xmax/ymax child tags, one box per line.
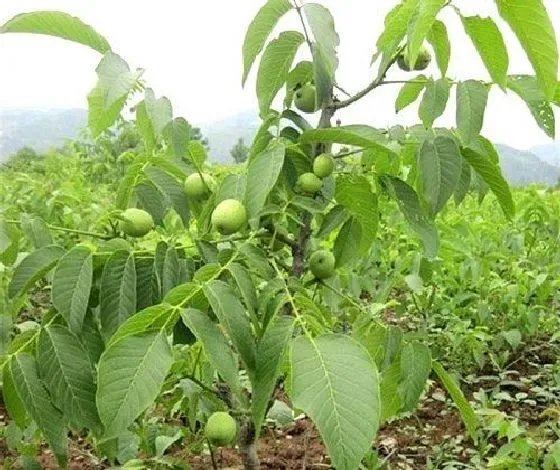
<box><xmin>4</xmin><ymin>218</ymin><xmax>111</xmax><ymax>240</ymax></box>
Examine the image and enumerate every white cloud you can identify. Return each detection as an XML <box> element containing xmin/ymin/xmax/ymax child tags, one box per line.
<box><xmin>0</xmin><ymin>0</ymin><xmax>558</xmax><ymax>149</ymax></box>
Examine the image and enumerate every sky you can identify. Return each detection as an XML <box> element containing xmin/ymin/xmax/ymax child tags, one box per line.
<box><xmin>0</xmin><ymin>0</ymin><xmax>558</xmax><ymax>150</ymax></box>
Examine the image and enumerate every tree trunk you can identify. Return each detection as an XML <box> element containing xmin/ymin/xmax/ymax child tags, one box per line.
<box><xmin>239</xmin><ymin>419</ymin><xmax>259</xmax><ymax>470</ymax></box>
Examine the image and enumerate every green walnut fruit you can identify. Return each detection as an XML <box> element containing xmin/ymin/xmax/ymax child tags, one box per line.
<box><xmin>309</xmin><ymin>249</ymin><xmax>336</xmax><ymax>279</ymax></box>
<box><xmin>101</xmin><ymin>237</ymin><xmax>132</xmax><ymax>252</ymax></box>
<box><xmin>313</xmin><ymin>154</ymin><xmax>335</xmax><ymax>178</ymax></box>
<box><xmin>294</xmin><ymin>83</ymin><xmax>318</xmax><ymax>113</ymax></box>
<box><xmin>397</xmin><ymin>45</ymin><xmax>432</xmax><ymax>71</ymax></box>
<box><xmin>297</xmin><ymin>172</ymin><xmax>323</xmax><ymax>194</ymax></box>
<box><xmin>211</xmin><ymin>199</ymin><xmax>247</xmax><ymax>235</ymax></box>
<box><xmin>119</xmin><ymin>208</ymin><xmax>154</xmax><ymax>238</ymax></box>
<box><xmin>184</xmin><ymin>173</ymin><xmax>216</xmax><ymax>199</ymax></box>
<box><xmin>205</xmin><ymin>412</ymin><xmax>237</xmax><ymax>447</ymax></box>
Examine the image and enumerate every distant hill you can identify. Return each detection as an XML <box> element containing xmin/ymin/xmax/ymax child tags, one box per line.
<box><xmin>496</xmin><ymin>144</ymin><xmax>560</xmax><ymax>186</ymax></box>
<box><xmin>1</xmin><ymin>107</ymin><xmax>559</xmax><ymax>187</ymax></box>
<box><xmin>0</xmin><ymin>108</ymin><xmax>87</xmax><ymax>159</ymax></box>
<box><xmin>201</xmin><ymin>110</ymin><xmax>260</xmax><ymax>163</ymax></box>
<box><xmin>531</xmin><ymin>143</ymin><xmax>560</xmax><ymax>168</ymax></box>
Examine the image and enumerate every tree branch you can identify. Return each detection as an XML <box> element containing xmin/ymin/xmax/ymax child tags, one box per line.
<box><xmin>331</xmin><ymin>53</ymin><xmax>401</xmax><ymax>110</ymax></box>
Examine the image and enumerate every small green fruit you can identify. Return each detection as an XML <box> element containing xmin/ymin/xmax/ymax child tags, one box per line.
<box><xmin>313</xmin><ymin>154</ymin><xmax>335</xmax><ymax>178</ymax></box>
<box><xmin>294</xmin><ymin>83</ymin><xmax>318</xmax><ymax>113</ymax></box>
<box><xmin>397</xmin><ymin>45</ymin><xmax>431</xmax><ymax>72</ymax></box>
<box><xmin>120</xmin><ymin>208</ymin><xmax>154</xmax><ymax>238</ymax></box>
<box><xmin>297</xmin><ymin>173</ymin><xmax>323</xmax><ymax>194</ymax></box>
<box><xmin>205</xmin><ymin>412</ymin><xmax>237</xmax><ymax>447</ymax></box>
<box><xmin>101</xmin><ymin>238</ymin><xmax>132</xmax><ymax>252</ymax></box>
<box><xmin>309</xmin><ymin>249</ymin><xmax>336</xmax><ymax>279</ymax></box>
<box><xmin>211</xmin><ymin>199</ymin><xmax>247</xmax><ymax>235</ymax></box>
<box><xmin>184</xmin><ymin>173</ymin><xmax>216</xmax><ymax>199</ymax></box>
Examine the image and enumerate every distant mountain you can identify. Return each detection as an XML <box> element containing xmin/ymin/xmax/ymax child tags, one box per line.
<box><xmin>2</xmin><ymin>107</ymin><xmax>560</xmax><ymax>187</ymax></box>
<box><xmin>530</xmin><ymin>143</ymin><xmax>560</xmax><ymax>168</ymax></box>
<box><xmin>496</xmin><ymin>144</ymin><xmax>560</xmax><ymax>186</ymax></box>
<box><xmin>201</xmin><ymin>110</ymin><xmax>260</xmax><ymax>163</ymax></box>
<box><xmin>0</xmin><ymin>108</ymin><xmax>86</xmax><ymax>160</ymax></box>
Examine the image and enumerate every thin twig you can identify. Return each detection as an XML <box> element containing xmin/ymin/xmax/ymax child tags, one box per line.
<box><xmin>293</xmin><ymin>0</ymin><xmax>314</xmax><ymax>52</ymax></box>
<box><xmin>185</xmin><ymin>374</ymin><xmax>229</xmax><ymax>404</ymax></box>
<box><xmin>331</xmin><ymin>53</ymin><xmax>401</xmax><ymax>110</ymax></box>
<box><xmin>207</xmin><ymin>439</ymin><xmax>219</xmax><ymax>470</ymax></box>
<box><xmin>4</xmin><ymin>218</ymin><xmax>111</xmax><ymax>240</ymax></box>
<box><xmin>333</xmin><ymin>82</ymin><xmax>352</xmax><ymax>97</ymax></box>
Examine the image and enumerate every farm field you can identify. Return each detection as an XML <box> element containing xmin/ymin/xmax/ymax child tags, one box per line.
<box><xmin>1</xmin><ymin>1</ymin><xmax>560</xmax><ymax>469</ymax></box>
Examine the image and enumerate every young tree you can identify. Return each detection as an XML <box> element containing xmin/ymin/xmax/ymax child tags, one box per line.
<box><xmin>230</xmin><ymin>137</ymin><xmax>250</xmax><ymax>163</ymax></box>
<box><xmin>0</xmin><ymin>2</ymin><xmax>558</xmax><ymax>469</ymax></box>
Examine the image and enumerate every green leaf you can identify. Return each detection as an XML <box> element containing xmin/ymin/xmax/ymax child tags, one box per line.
<box><xmin>454</xmin><ymin>156</ymin><xmax>472</xmax><ymax>206</ymax></box>
<box><xmin>116</xmin><ymin>162</ymin><xmax>144</xmax><ymax>210</ymax></box>
<box><xmin>456</xmin><ymin>80</ymin><xmax>489</xmax><ymax>145</ymax></box>
<box><xmin>418</xmin><ymin>136</ymin><xmax>462</xmax><ymax>214</ymax></box>
<box><xmin>335</xmin><ymin>174</ymin><xmax>378</xmax><ymax>253</ymax></box>
<box><xmin>8</xmin><ymin>245</ymin><xmax>65</xmax><ymax>299</ymax></box>
<box><xmin>316</xmin><ymin>205</ymin><xmax>349</xmax><ymax>239</ymax></box>
<box><xmin>108</xmin><ymin>304</ymin><xmax>175</xmax><ymax>347</ymax></box>
<box><xmin>144</xmin><ymin>89</ymin><xmax>173</xmax><ymax>137</ymax></box>
<box><xmin>375</xmin><ymin>0</ymin><xmax>419</xmax><ymax>70</ymax></box>
<box><xmin>418</xmin><ymin>78</ymin><xmax>451</xmax><ymax>127</ymax></box>
<box><xmin>20</xmin><ymin>215</ymin><xmax>52</xmax><ymax>249</ymax></box>
<box><xmin>0</xmin><ymin>11</ymin><xmax>110</xmax><ymax>53</ymax></box>
<box><xmin>252</xmin><ymin>316</ymin><xmax>294</xmax><ymax>437</ymax></box>
<box><xmin>228</xmin><ymin>263</ymin><xmax>258</xmax><ymax>315</ymax></box>
<box><xmin>11</xmin><ymin>353</ymin><xmax>67</xmax><ymax>466</ymax></box>
<box><xmin>461</xmin><ymin>146</ymin><xmax>514</xmax><ymax>219</ymax></box>
<box><xmin>303</xmin><ymin>4</ymin><xmax>340</xmax><ymax>106</ymax></box>
<box><xmin>495</xmin><ymin>0</ymin><xmax>558</xmax><ymax>100</ymax></box>
<box><xmin>432</xmin><ymin>361</ymin><xmax>478</xmax><ymax>440</ymax></box>
<box><xmin>333</xmin><ymin>217</ymin><xmax>362</xmax><ymax>268</ymax></box>
<box><xmin>51</xmin><ymin>246</ymin><xmax>93</xmax><ymax>334</ymax></box>
<box><xmin>291</xmin><ymin>335</ymin><xmax>380</xmax><ymax>470</ymax></box>
<box><xmin>163</xmin><ymin>118</ymin><xmax>190</xmax><ymax>159</ymax></box>
<box><xmin>136</xmin><ymin>182</ymin><xmax>167</xmax><ymax>226</ymax></box>
<box><xmin>37</xmin><ymin>325</ymin><xmax>100</xmax><ymax>431</ymax></box>
<box><xmin>203</xmin><ymin>280</ymin><xmax>256</xmax><ymax>373</ymax></box>
<box><xmin>406</xmin><ymin>0</ymin><xmax>446</xmax><ymax>67</ymax></box>
<box><xmin>162</xmin><ymin>248</ymin><xmax>181</xmax><ymax>297</ymax></box>
<box><xmin>97</xmin><ymin>331</ymin><xmax>173</xmax><ymax>438</ymax></box>
<box><xmin>186</xmin><ymin>140</ymin><xmax>207</xmax><ymax>169</ymax></box>
<box><xmin>99</xmin><ymin>251</ymin><xmax>137</xmax><ymax>339</ymax></box>
<box><xmin>426</xmin><ymin>20</ymin><xmax>450</xmax><ymax>76</ymax></box>
<box><xmin>181</xmin><ymin>308</ymin><xmax>242</xmax><ymax>399</ymax></box>
<box><xmin>87</xmin><ymin>52</ymin><xmax>142</xmax><ymax>138</ymax></box>
<box><xmin>256</xmin><ymin>31</ymin><xmax>304</xmax><ymax>116</ymax></box>
<box><xmin>144</xmin><ymin>165</ymin><xmax>190</xmax><ymax>224</ymax></box>
<box><xmin>461</xmin><ymin>15</ymin><xmax>509</xmax><ymax>88</ymax></box>
<box><xmin>379</xmin><ymin>361</ymin><xmax>402</xmax><ymax>422</ymax></box>
<box><xmin>245</xmin><ymin>141</ymin><xmax>285</xmax><ymax>228</ymax></box>
<box><xmin>217</xmin><ymin>174</ymin><xmax>247</xmax><ymax>203</ymax></box>
<box><xmin>248</xmin><ymin>112</ymin><xmax>280</xmax><ymax>161</ymax></box>
<box><xmin>395</xmin><ymin>75</ymin><xmax>426</xmax><ymax>112</ymax></box>
<box><xmin>2</xmin><ymin>361</ymin><xmax>30</xmax><ymax>428</ymax></box>
<box><xmin>507</xmin><ymin>75</ymin><xmax>556</xmax><ymax>138</ymax></box>
<box><xmin>300</xmin><ymin>125</ymin><xmax>397</xmax><ymax>155</ymax></box>
<box><xmin>136</xmin><ymin>101</ymin><xmax>156</xmax><ymax>153</ymax></box>
<box><xmin>380</xmin><ymin>176</ymin><xmax>439</xmax><ymax>257</ymax></box>
<box><xmin>81</xmin><ymin>311</ymin><xmax>105</xmax><ymax>366</ymax></box>
<box><xmin>242</xmin><ymin>0</ymin><xmax>293</xmax><ymax>86</ymax></box>
<box><xmin>398</xmin><ymin>342</ymin><xmax>431</xmax><ymax>411</ymax></box>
